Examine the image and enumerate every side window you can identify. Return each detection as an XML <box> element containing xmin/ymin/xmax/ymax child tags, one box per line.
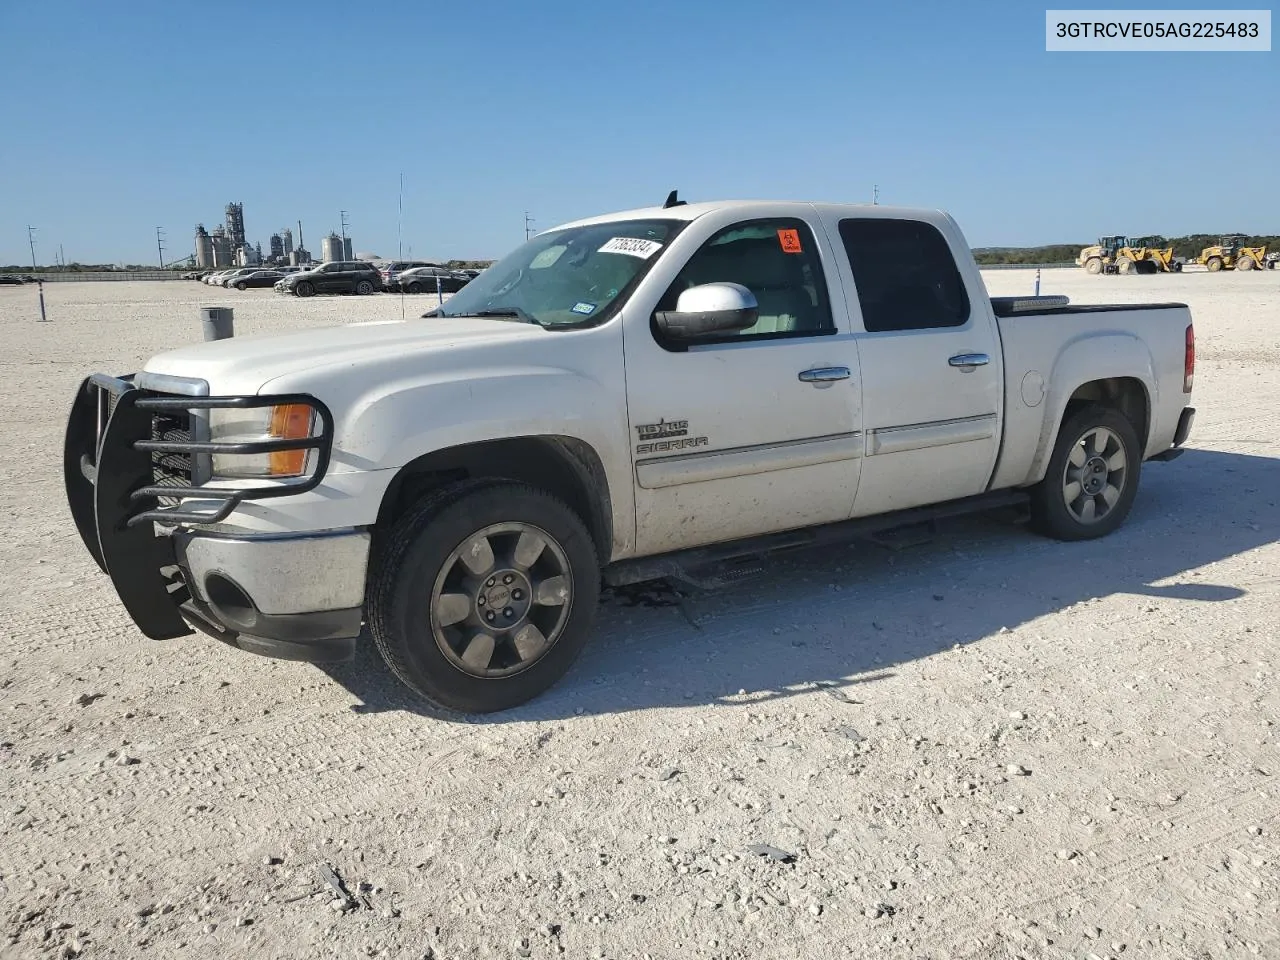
<box><xmin>658</xmin><ymin>218</ymin><xmax>834</xmax><ymax>341</ymax></box>
<box><xmin>837</xmin><ymin>218</ymin><xmax>970</xmax><ymax>332</ymax></box>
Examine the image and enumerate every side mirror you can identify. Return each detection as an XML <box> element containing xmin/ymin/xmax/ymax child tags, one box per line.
<box><xmin>654</xmin><ymin>282</ymin><xmax>758</xmax><ymax>341</ymax></box>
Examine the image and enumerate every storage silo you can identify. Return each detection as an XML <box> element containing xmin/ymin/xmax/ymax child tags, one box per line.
<box><xmin>194</xmin><ymin>224</ymin><xmax>213</xmax><ymax>269</ymax></box>
<box><xmin>210</xmin><ymin>227</ymin><xmax>232</xmax><ymax>268</ymax></box>
<box><xmin>321</xmin><ymin>233</ymin><xmax>344</xmax><ymax>263</ymax></box>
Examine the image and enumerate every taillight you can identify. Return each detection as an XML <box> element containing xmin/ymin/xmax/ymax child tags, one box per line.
<box><xmin>1184</xmin><ymin>323</ymin><xmax>1195</xmax><ymax>393</ymax></box>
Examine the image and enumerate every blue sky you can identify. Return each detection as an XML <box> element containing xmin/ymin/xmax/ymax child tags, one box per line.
<box><xmin>1</xmin><ymin>0</ymin><xmax>1275</xmax><ymax>265</ymax></box>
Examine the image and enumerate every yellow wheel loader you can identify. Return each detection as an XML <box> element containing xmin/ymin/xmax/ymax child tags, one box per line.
<box><xmin>1123</xmin><ymin>236</ymin><xmax>1183</xmax><ymax>274</ymax></box>
<box><xmin>1197</xmin><ymin>236</ymin><xmax>1268</xmax><ymax>272</ymax></box>
<box><xmin>1077</xmin><ymin>235</ymin><xmax>1127</xmax><ymax>274</ymax></box>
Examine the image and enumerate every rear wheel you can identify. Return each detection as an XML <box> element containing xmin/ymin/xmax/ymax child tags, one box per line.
<box><xmin>1206</xmin><ymin>257</ymin><xmax>1223</xmax><ymax>273</ymax></box>
<box><xmin>356</xmin><ymin>279</ymin><xmax>375</xmax><ymax>295</ymax></box>
<box><xmin>368</xmin><ymin>480</ymin><xmax>600</xmax><ymax>713</ymax></box>
<box><xmin>1116</xmin><ymin>257</ymin><xmax>1134</xmax><ymax>275</ymax></box>
<box><xmin>1084</xmin><ymin>258</ymin><xmax>1103</xmax><ymax>275</ymax></box>
<box><xmin>296</xmin><ymin>280</ymin><xmax>315</xmax><ymax>297</ymax></box>
<box><xmin>1030</xmin><ymin>404</ymin><xmax>1141</xmax><ymax>541</ymax></box>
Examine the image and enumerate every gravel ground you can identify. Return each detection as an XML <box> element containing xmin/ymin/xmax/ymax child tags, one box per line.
<box><xmin>0</xmin><ymin>270</ymin><xmax>1277</xmax><ymax>960</ymax></box>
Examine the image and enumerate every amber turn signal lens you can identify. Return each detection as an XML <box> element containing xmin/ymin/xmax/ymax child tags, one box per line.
<box><xmin>268</xmin><ymin>403</ymin><xmax>314</xmax><ymax>476</ymax></box>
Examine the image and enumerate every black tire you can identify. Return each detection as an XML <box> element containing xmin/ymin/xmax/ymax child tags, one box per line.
<box><xmin>296</xmin><ymin>280</ymin><xmax>314</xmax><ymax>297</ymax></box>
<box><xmin>356</xmin><ymin>279</ymin><xmax>375</xmax><ymax>295</ymax></box>
<box><xmin>1030</xmin><ymin>404</ymin><xmax>1142</xmax><ymax>541</ymax></box>
<box><xmin>367</xmin><ymin>479</ymin><xmax>600</xmax><ymax>713</ymax></box>
<box><xmin>235</xmin><ymin>281</ymin><xmax>247</xmax><ymax>290</ymax></box>
<box><xmin>407</xmin><ymin>281</ymin><xmax>422</xmax><ymax>294</ymax></box>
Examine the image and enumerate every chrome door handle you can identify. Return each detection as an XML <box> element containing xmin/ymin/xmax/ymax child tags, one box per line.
<box><xmin>949</xmin><ymin>353</ymin><xmax>990</xmax><ymax>367</ymax></box>
<box><xmin>798</xmin><ymin>366</ymin><xmax>851</xmax><ymax>383</ymax></box>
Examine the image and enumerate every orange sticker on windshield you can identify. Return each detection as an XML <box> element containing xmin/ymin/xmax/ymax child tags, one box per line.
<box><xmin>777</xmin><ymin>229</ymin><xmax>803</xmax><ymax>254</ymax></box>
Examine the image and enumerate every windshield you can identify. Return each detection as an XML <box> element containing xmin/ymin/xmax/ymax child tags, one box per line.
<box><xmin>437</xmin><ymin>218</ymin><xmax>683</xmax><ymax>327</ymax></box>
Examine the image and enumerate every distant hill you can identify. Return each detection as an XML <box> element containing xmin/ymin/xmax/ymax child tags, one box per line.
<box><xmin>974</xmin><ymin>235</ymin><xmax>1280</xmax><ymax>265</ymax></box>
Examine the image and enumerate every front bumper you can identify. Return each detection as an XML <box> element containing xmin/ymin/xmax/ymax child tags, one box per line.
<box><xmin>173</xmin><ymin>529</ymin><xmax>369</xmax><ymax>662</ymax></box>
<box><xmin>63</xmin><ymin>373</ymin><xmax>359</xmax><ymax>663</ymax></box>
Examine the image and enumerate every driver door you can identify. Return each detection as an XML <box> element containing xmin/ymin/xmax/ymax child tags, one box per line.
<box><xmin>622</xmin><ymin>215</ymin><xmax>863</xmax><ymax>556</ymax></box>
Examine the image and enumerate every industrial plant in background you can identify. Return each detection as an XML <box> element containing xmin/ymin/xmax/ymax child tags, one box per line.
<box><xmin>193</xmin><ymin>204</ymin><xmax>311</xmax><ymax>270</ymax></box>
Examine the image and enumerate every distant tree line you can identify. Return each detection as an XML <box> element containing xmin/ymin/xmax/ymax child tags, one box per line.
<box><xmin>974</xmin><ymin>234</ymin><xmax>1280</xmax><ymax>265</ymax></box>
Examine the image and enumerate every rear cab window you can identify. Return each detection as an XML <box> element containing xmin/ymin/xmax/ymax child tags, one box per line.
<box><xmin>837</xmin><ymin>218</ymin><xmax>970</xmax><ymax>333</ymax></box>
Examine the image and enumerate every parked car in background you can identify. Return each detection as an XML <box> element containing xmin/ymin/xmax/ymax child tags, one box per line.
<box><xmin>230</xmin><ymin>269</ymin><xmax>285</xmax><ymax>290</ymax></box>
<box><xmin>378</xmin><ymin>260</ymin><xmax>439</xmax><ymax>291</ymax></box>
<box><xmin>0</xmin><ymin>275</ymin><xmax>25</xmax><ymax>285</ymax></box>
<box><xmin>397</xmin><ymin>266</ymin><xmax>472</xmax><ymax>294</ymax></box>
<box><xmin>278</xmin><ymin>261</ymin><xmax>382</xmax><ymax>297</ymax></box>
<box><xmin>219</xmin><ymin>268</ymin><xmax>262</xmax><ymax>288</ymax></box>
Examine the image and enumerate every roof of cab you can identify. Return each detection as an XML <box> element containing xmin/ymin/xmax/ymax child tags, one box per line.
<box><xmin>550</xmin><ymin>199</ymin><xmax>949</xmax><ymax>233</ymax></box>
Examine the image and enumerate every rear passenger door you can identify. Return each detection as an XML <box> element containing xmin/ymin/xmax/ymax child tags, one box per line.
<box><xmin>821</xmin><ymin>214</ymin><xmax>1003</xmax><ymax>517</ymax></box>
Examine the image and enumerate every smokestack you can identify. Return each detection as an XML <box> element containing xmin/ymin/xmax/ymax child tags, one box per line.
<box><xmin>297</xmin><ymin>220</ymin><xmax>304</xmax><ymax>254</ymax></box>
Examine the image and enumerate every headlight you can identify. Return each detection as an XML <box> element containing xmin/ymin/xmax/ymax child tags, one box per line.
<box><xmin>209</xmin><ymin>403</ymin><xmax>318</xmax><ymax>478</ymax></box>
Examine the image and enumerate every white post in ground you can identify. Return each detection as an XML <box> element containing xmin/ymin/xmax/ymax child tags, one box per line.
<box><xmin>201</xmin><ymin>306</ymin><xmax>234</xmax><ymax>341</ymax></box>
<box><xmin>1035</xmin><ymin>269</ymin><xmax>1041</xmax><ymax>296</ymax></box>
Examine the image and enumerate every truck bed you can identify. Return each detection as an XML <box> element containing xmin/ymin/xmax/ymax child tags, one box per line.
<box><xmin>989</xmin><ymin>299</ymin><xmax>1193</xmax><ymax>491</ymax></box>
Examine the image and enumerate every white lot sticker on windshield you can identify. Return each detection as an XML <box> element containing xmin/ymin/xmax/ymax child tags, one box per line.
<box><xmin>598</xmin><ymin>236</ymin><xmax>663</xmax><ymax>259</ymax></box>
<box><xmin>571</xmin><ymin>302</ymin><xmax>596</xmax><ymax>315</ymax></box>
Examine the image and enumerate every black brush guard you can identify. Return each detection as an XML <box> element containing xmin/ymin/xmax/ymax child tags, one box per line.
<box><xmin>63</xmin><ymin>373</ymin><xmax>332</xmax><ymax>641</ymax></box>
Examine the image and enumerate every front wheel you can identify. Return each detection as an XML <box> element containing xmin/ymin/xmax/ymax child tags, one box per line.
<box><xmin>1029</xmin><ymin>405</ymin><xmax>1142</xmax><ymax>541</ymax></box>
<box><xmin>407</xmin><ymin>281</ymin><xmax>423</xmax><ymax>294</ymax></box>
<box><xmin>295</xmin><ymin>280</ymin><xmax>314</xmax><ymax>297</ymax></box>
<box><xmin>367</xmin><ymin>480</ymin><xmax>600</xmax><ymax>713</ymax></box>
<box><xmin>1236</xmin><ymin>256</ymin><xmax>1255</xmax><ymax>271</ymax></box>
<box><xmin>235</xmin><ymin>281</ymin><xmax>247</xmax><ymax>290</ymax></box>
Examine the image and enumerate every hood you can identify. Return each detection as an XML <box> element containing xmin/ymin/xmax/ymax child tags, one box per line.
<box><xmin>143</xmin><ymin>317</ymin><xmax>551</xmax><ymax>395</ymax></box>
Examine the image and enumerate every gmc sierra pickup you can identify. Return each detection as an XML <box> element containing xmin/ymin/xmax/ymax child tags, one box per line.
<box><xmin>64</xmin><ymin>198</ymin><xmax>1196</xmax><ymax>712</ymax></box>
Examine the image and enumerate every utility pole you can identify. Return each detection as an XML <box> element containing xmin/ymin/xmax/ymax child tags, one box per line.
<box><xmin>27</xmin><ymin>226</ymin><xmax>37</xmax><ymax>269</ymax></box>
<box><xmin>872</xmin><ymin>184</ymin><xmax>879</xmax><ymax>205</ymax></box>
<box><xmin>156</xmin><ymin>227</ymin><xmax>167</xmax><ymax>268</ymax></box>
<box><xmin>339</xmin><ymin>209</ymin><xmax>350</xmax><ymax>251</ymax></box>
<box><xmin>524</xmin><ymin>211</ymin><xmax>535</xmax><ymax>241</ymax></box>
<box><xmin>58</xmin><ymin>243</ymin><xmax>65</xmax><ymax>268</ymax></box>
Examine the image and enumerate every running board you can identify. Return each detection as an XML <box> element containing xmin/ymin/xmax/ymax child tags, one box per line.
<box><xmin>602</xmin><ymin>490</ymin><xmax>1031</xmax><ymax>588</ymax></box>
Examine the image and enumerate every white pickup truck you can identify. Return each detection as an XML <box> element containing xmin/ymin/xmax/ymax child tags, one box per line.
<box><xmin>64</xmin><ymin>197</ymin><xmax>1196</xmax><ymax>712</ymax></box>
